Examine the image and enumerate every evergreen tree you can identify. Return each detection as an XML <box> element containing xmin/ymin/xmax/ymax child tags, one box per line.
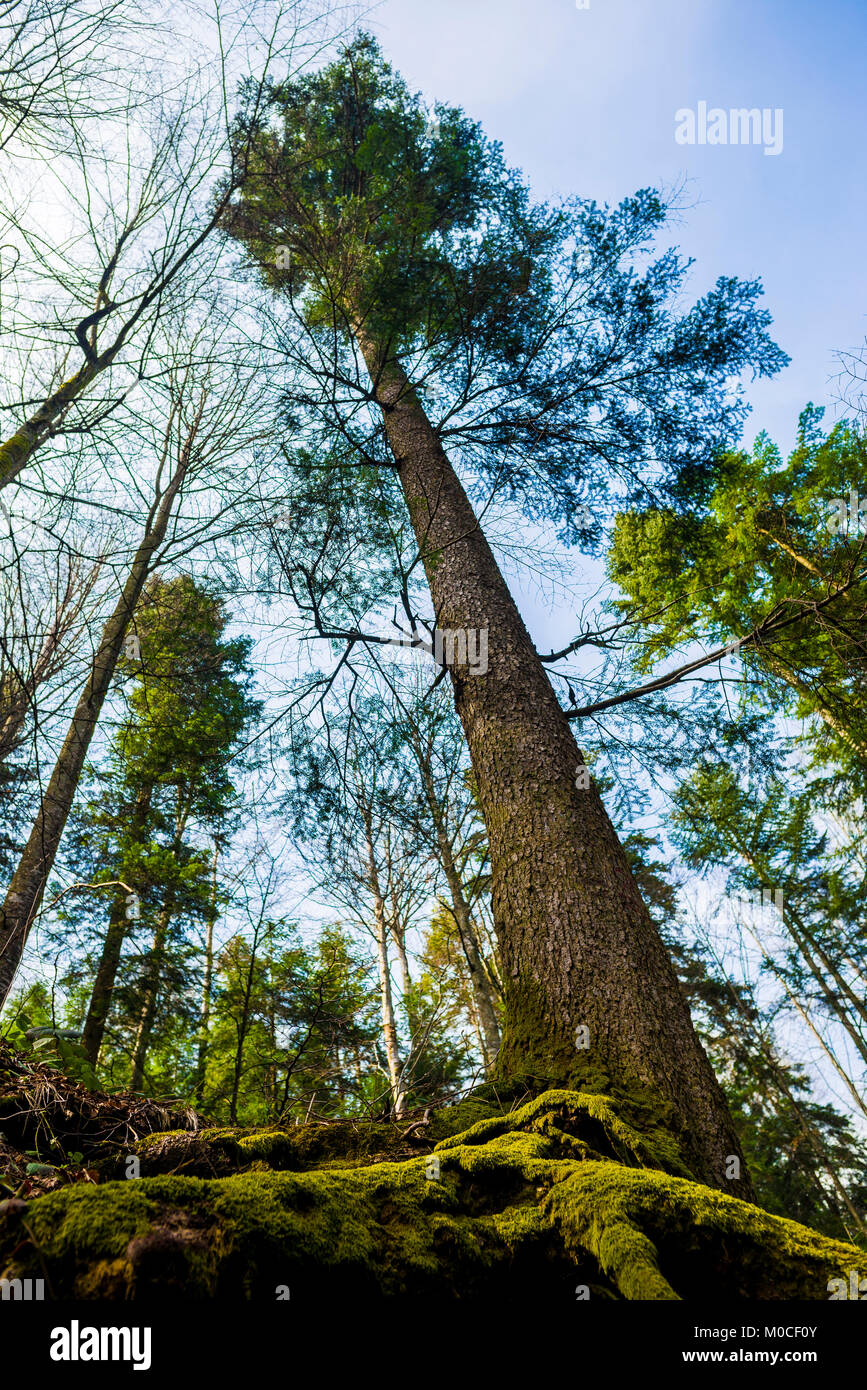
<box><xmin>57</xmin><ymin>573</ymin><xmax>259</xmax><ymax>1089</ymax></box>
<box><xmin>223</xmin><ymin>34</ymin><xmax>787</xmax><ymax>1193</ymax></box>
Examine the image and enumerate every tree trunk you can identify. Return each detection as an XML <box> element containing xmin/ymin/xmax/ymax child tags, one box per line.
<box><xmin>363</xmin><ymin>820</ymin><xmax>405</xmax><ymax>1117</ymax></box>
<box><xmin>229</xmin><ymin>930</ymin><xmax>258</xmax><ymax>1124</ymax></box>
<box><xmin>390</xmin><ymin>923</ymin><xmax>412</xmax><ymax>1004</ymax></box>
<box><xmin>385</xmin><ymin>839</ymin><xmax>413</xmax><ymax>1002</ymax></box>
<box><xmin>426</xmin><ymin>797</ymin><xmax>501</xmax><ymax>1069</ymax></box>
<box><xmin>0</xmin><ymin>463</ymin><xmax>188</xmax><ymax>1011</ymax></box>
<box><xmin>727</xmin><ymin>838</ymin><xmax>867</xmax><ymax>1064</ymax></box>
<box><xmin>193</xmin><ymin>844</ymin><xmax>219</xmax><ymax>1109</ymax></box>
<box><xmin>0</xmin><ymin>613</ymin><xmax>70</xmax><ymax>765</ymax></box>
<box><xmin>81</xmin><ymin>784</ymin><xmax>154</xmax><ymax>1065</ymax></box>
<box><xmin>129</xmin><ymin>898</ymin><xmax>172</xmax><ymax>1093</ymax></box>
<box><xmin>409</xmin><ymin>732</ymin><xmax>502</xmax><ymax>1069</ymax></box>
<box><xmin>128</xmin><ymin>795</ymin><xmax>192</xmax><ymax>1094</ymax></box>
<box><xmin>442</xmin><ymin>882</ymin><xmax>501</xmax><ymax>1072</ymax></box>
<box><xmin>0</xmin><ymin>359</ymin><xmax>106</xmax><ymax>490</ymax></box>
<box><xmin>353</xmin><ymin>327</ymin><xmax>750</xmax><ymax>1196</ymax></box>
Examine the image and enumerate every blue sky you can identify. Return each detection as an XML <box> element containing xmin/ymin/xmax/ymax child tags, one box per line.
<box><xmin>369</xmin><ymin>0</ymin><xmax>867</xmax><ymax>456</ymax></box>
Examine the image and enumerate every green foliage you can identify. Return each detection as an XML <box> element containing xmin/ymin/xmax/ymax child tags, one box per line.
<box><xmin>226</xmin><ymin>34</ymin><xmax>787</xmax><ymax>543</ymax></box>
<box><xmin>202</xmin><ymin>922</ymin><xmax>381</xmax><ymax>1124</ymax></box>
<box><xmin>607</xmin><ymin>407</ymin><xmax>867</xmax><ymax>785</ymax></box>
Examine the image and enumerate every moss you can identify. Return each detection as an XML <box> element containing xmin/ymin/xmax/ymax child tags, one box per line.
<box><xmin>95</xmin><ymin>1119</ymin><xmax>427</xmax><ymax>1181</ymax></box>
<box><xmin>436</xmin><ymin>1089</ymin><xmax>692</xmax><ymax>1180</ymax></box>
<box><xmin>2</xmin><ymin>1089</ymin><xmax>864</xmax><ymax>1300</ymax></box>
<box><xmin>545</xmin><ymin>1162</ymin><xmax>867</xmax><ymax>1300</ymax></box>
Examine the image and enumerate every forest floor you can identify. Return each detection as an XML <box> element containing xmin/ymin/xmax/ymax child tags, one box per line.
<box><xmin>1</xmin><ymin>1043</ymin><xmax>865</xmax><ymax>1300</ymax></box>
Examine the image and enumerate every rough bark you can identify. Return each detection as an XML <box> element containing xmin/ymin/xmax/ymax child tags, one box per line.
<box><xmin>353</xmin><ymin>327</ymin><xmax>750</xmax><ymax>1197</ymax></box>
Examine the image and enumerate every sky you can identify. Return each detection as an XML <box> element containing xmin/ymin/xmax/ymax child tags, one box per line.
<box><xmin>368</xmin><ymin>0</ymin><xmax>867</xmax><ymax>456</ymax></box>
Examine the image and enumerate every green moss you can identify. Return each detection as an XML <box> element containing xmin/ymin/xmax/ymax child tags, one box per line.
<box><xmin>545</xmin><ymin>1161</ymin><xmax>867</xmax><ymax>1300</ymax></box>
<box><xmin>2</xmin><ymin>1089</ymin><xmax>864</xmax><ymax>1300</ymax></box>
<box><xmin>95</xmin><ymin>1119</ymin><xmax>423</xmax><ymax>1181</ymax></box>
<box><xmin>436</xmin><ymin>1089</ymin><xmax>691</xmax><ymax>1179</ymax></box>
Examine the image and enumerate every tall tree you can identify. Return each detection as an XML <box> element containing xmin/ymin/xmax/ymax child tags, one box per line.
<box><xmin>0</xmin><ymin>424</ymin><xmax>192</xmax><ymax>1007</ymax></box>
<box><xmin>72</xmin><ymin>573</ymin><xmax>259</xmax><ymax>1079</ymax></box>
<box><xmin>223</xmin><ymin>35</ymin><xmax>789</xmax><ymax>1192</ymax></box>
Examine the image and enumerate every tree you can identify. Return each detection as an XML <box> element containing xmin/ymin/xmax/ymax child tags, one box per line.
<box><xmin>0</xmin><ymin>344</ymin><xmax>266</xmax><ymax>1009</ymax></box>
<box><xmin>202</xmin><ymin>919</ymin><xmax>380</xmax><ymax>1124</ymax></box>
<box><xmin>0</xmin><ymin>0</ymin><xmax>338</xmax><ymax>492</ymax></box>
<box><xmin>0</xmin><ymin>423</ymin><xmax>191</xmax><ymax>1006</ymax></box>
<box><xmin>287</xmin><ymin>698</ymin><xmax>433</xmax><ymax>1118</ymax></box>
<box><xmin>605</xmin><ymin>408</ymin><xmax>867</xmax><ymax>772</ymax></box>
<box><xmin>67</xmin><ymin>573</ymin><xmax>258</xmax><ymax>1082</ymax></box>
<box><xmin>222</xmin><ymin>34</ymin><xmax>789</xmax><ymax>1192</ymax></box>
<box><xmin>377</xmin><ymin>674</ymin><xmax>502</xmax><ymax>1069</ymax></box>
<box><xmin>670</xmin><ymin>763</ymin><xmax>867</xmax><ymax>1121</ymax></box>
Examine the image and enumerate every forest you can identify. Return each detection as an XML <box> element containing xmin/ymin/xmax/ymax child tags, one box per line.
<box><xmin>0</xmin><ymin>0</ymin><xmax>865</xmax><ymax>1320</ymax></box>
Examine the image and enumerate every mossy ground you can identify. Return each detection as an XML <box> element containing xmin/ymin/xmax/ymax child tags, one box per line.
<box><xmin>1</xmin><ymin>1087</ymin><xmax>864</xmax><ymax>1300</ymax></box>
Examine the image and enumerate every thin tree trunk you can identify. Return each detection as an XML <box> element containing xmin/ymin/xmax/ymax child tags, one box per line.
<box><xmin>128</xmin><ymin>791</ymin><xmax>192</xmax><ymax>1092</ymax></box>
<box><xmin>729</xmin><ymin>840</ymin><xmax>867</xmax><ymax>1064</ymax></box>
<box><xmin>391</xmin><ymin>922</ymin><xmax>412</xmax><ymax>1003</ymax></box>
<box><xmin>738</xmin><ymin>916</ymin><xmax>867</xmax><ymax>1123</ymax></box>
<box><xmin>0</xmin><ymin>611</ymin><xmax>72</xmax><ymax>765</ymax></box>
<box><xmin>129</xmin><ymin>897</ymin><xmax>172</xmax><ymax>1093</ymax></box>
<box><xmin>363</xmin><ymin>820</ymin><xmax>405</xmax><ymax>1117</ymax></box>
<box><xmin>0</xmin><ymin>454</ymin><xmax>189</xmax><ymax>1010</ymax></box>
<box><xmin>0</xmin><ymin>359</ymin><xmax>107</xmax><ymax>490</ymax></box>
<box><xmin>229</xmin><ymin>930</ymin><xmax>258</xmax><ymax>1124</ymax></box>
<box><xmin>765</xmin><ymin>654</ymin><xmax>867</xmax><ymax>763</ymax></box>
<box><xmin>385</xmin><ymin>838</ymin><xmax>413</xmax><ymax>1002</ymax></box>
<box><xmin>442</xmin><ymin>885</ymin><xmax>501</xmax><ymax>1072</ymax></box>
<box><xmin>353</xmin><ymin>326</ymin><xmax>749</xmax><ymax>1196</ymax></box>
<box><xmin>81</xmin><ymin>783</ymin><xmax>154</xmax><ymax>1065</ymax></box>
<box><xmin>193</xmin><ymin>843</ymin><xmax>219</xmax><ymax>1108</ymax></box>
<box><xmin>427</xmin><ymin>795</ymin><xmax>501</xmax><ymax>1068</ymax></box>
<box><xmin>409</xmin><ymin>731</ymin><xmax>502</xmax><ymax>1068</ymax></box>
<box><xmin>714</xmin><ymin>954</ymin><xmax>867</xmax><ymax>1239</ymax></box>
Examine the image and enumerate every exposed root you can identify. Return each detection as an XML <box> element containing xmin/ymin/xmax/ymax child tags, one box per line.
<box><xmin>1</xmin><ymin>1073</ymin><xmax>864</xmax><ymax>1300</ymax></box>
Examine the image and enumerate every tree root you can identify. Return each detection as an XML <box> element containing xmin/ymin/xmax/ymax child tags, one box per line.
<box><xmin>1</xmin><ymin>1076</ymin><xmax>864</xmax><ymax>1300</ymax></box>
